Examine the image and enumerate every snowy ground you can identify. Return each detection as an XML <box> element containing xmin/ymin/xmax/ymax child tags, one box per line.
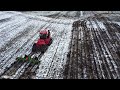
<box><xmin>22</xmin><ymin>11</ymin><xmax>61</xmax><ymax>16</ymax></box>
<box><xmin>22</xmin><ymin>11</ymin><xmax>84</xmax><ymax>20</ymax></box>
<box><xmin>86</xmin><ymin>20</ymin><xmax>106</xmax><ymax>29</ymax></box>
<box><xmin>0</xmin><ymin>11</ymin><xmax>120</xmax><ymax>79</ymax></box>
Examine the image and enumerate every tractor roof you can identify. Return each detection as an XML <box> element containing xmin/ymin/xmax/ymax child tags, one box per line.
<box><xmin>40</xmin><ymin>29</ymin><xmax>49</xmax><ymax>34</ymax></box>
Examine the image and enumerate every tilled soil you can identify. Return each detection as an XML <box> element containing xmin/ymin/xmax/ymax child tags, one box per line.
<box><xmin>63</xmin><ymin>15</ymin><xmax>120</xmax><ymax>79</ymax></box>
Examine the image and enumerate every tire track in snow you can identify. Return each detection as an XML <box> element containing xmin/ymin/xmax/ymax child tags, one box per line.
<box><xmin>93</xmin><ymin>17</ymin><xmax>116</xmax><ymax>78</ymax></box>
<box><xmin>36</xmin><ymin>23</ymin><xmax>72</xmax><ymax>79</ymax></box>
<box><xmin>0</xmin><ymin>17</ymin><xmax>28</xmax><ymax>49</ymax></box>
<box><xmin>47</xmin><ymin>25</ymin><xmax>72</xmax><ymax>79</ymax></box>
<box><xmin>0</xmin><ymin>18</ymin><xmax>11</xmax><ymax>24</ymax></box>
<box><xmin>45</xmin><ymin>28</ymin><xmax>66</xmax><ymax>79</ymax></box>
<box><xmin>0</xmin><ymin>12</ymin><xmax>18</xmax><ymax>20</ymax></box>
<box><xmin>0</xmin><ymin>19</ymin><xmax>32</xmax><ymax>54</ymax></box>
<box><xmin>89</xmin><ymin>19</ymin><xmax>108</xmax><ymax>78</ymax></box>
<box><xmin>0</xmin><ymin>15</ymin><xmax>26</xmax><ymax>32</ymax></box>
<box><xmin>94</xmin><ymin>17</ymin><xmax>120</xmax><ymax>78</ymax></box>
<box><xmin>0</xmin><ymin>19</ymin><xmax>39</xmax><ymax>55</ymax></box>
<box><xmin>36</xmin><ymin>32</ymin><xmax>64</xmax><ymax>78</ymax></box>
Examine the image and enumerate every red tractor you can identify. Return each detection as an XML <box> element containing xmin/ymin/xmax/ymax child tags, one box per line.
<box><xmin>15</xmin><ymin>29</ymin><xmax>52</xmax><ymax>65</ymax></box>
<box><xmin>32</xmin><ymin>29</ymin><xmax>52</xmax><ymax>53</ymax></box>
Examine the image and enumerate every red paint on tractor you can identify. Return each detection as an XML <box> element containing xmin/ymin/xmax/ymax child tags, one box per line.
<box><xmin>32</xmin><ymin>29</ymin><xmax>52</xmax><ymax>53</ymax></box>
<box><xmin>36</xmin><ymin>29</ymin><xmax>51</xmax><ymax>46</ymax></box>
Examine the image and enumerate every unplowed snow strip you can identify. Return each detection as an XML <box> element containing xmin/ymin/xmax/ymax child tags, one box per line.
<box><xmin>36</xmin><ymin>23</ymin><xmax>72</xmax><ymax>79</ymax></box>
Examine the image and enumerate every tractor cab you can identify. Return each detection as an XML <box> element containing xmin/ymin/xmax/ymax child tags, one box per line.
<box><xmin>16</xmin><ymin>29</ymin><xmax>52</xmax><ymax>65</ymax></box>
<box><xmin>39</xmin><ymin>29</ymin><xmax>50</xmax><ymax>39</ymax></box>
<box><xmin>32</xmin><ymin>29</ymin><xmax>52</xmax><ymax>53</ymax></box>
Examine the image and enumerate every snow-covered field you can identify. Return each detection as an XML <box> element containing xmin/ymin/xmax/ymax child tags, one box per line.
<box><xmin>23</xmin><ymin>11</ymin><xmax>61</xmax><ymax>16</ymax></box>
<box><xmin>0</xmin><ymin>11</ymin><xmax>73</xmax><ymax>79</ymax></box>
<box><xmin>22</xmin><ymin>11</ymin><xmax>84</xmax><ymax>20</ymax></box>
<box><xmin>0</xmin><ymin>11</ymin><xmax>120</xmax><ymax>79</ymax></box>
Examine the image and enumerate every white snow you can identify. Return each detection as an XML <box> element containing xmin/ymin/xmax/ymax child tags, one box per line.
<box><xmin>1</xmin><ymin>75</ymin><xmax>12</xmax><ymax>79</ymax></box>
<box><xmin>0</xmin><ymin>16</ymin><xmax>28</xmax><ymax>48</ymax></box>
<box><xmin>0</xmin><ymin>16</ymin><xmax>25</xmax><ymax>32</ymax></box>
<box><xmin>86</xmin><ymin>20</ymin><xmax>106</xmax><ymax>30</ymax></box>
<box><xmin>86</xmin><ymin>20</ymin><xmax>97</xmax><ymax>29</ymax></box>
<box><xmin>86</xmin><ymin>21</ymin><xmax>92</xmax><ymax>28</ymax></box>
<box><xmin>80</xmin><ymin>11</ymin><xmax>83</xmax><ymax>16</ymax></box>
<box><xmin>22</xmin><ymin>11</ymin><xmax>61</xmax><ymax>16</ymax></box>
<box><xmin>96</xmin><ymin>20</ymin><xmax>106</xmax><ymax>29</ymax></box>
<box><xmin>0</xmin><ymin>11</ymin><xmax>17</xmax><ymax>20</ymax></box>
<box><xmin>0</xmin><ymin>12</ymin><xmax>4</xmax><ymax>15</ymax></box>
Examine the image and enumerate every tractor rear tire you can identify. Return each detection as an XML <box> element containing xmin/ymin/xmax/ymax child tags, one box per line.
<box><xmin>41</xmin><ymin>45</ymin><xmax>47</xmax><ymax>53</ymax></box>
<box><xmin>32</xmin><ymin>43</ymin><xmax>37</xmax><ymax>52</ymax></box>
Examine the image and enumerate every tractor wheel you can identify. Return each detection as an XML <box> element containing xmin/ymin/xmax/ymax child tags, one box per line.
<box><xmin>48</xmin><ymin>38</ymin><xmax>52</xmax><ymax>46</ymax></box>
<box><xmin>34</xmin><ymin>56</ymin><xmax>38</xmax><ymax>60</ymax></box>
<box><xmin>32</xmin><ymin>43</ymin><xmax>37</xmax><ymax>52</ymax></box>
<box><xmin>41</xmin><ymin>45</ymin><xmax>47</xmax><ymax>53</ymax></box>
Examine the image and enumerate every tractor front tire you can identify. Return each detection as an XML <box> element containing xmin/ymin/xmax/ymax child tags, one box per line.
<box><xmin>48</xmin><ymin>38</ymin><xmax>52</xmax><ymax>46</ymax></box>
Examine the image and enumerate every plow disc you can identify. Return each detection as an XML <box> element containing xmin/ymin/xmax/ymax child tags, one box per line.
<box><xmin>16</xmin><ymin>55</ymin><xmax>40</xmax><ymax>65</ymax></box>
